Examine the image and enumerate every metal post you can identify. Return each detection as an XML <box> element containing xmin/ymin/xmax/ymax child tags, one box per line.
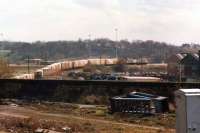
<box><xmin>179</xmin><ymin>63</ymin><xmax>182</xmax><ymax>82</ymax></box>
<box><xmin>140</xmin><ymin>57</ymin><xmax>143</xmax><ymax>75</ymax></box>
<box><xmin>115</xmin><ymin>47</ymin><xmax>118</xmax><ymax>59</ymax></box>
<box><xmin>115</xmin><ymin>29</ymin><xmax>118</xmax><ymax>59</ymax></box>
<box><xmin>100</xmin><ymin>56</ymin><xmax>102</xmax><ymax>65</ymax></box>
<box><xmin>28</xmin><ymin>56</ymin><xmax>30</xmax><ymax>74</ymax></box>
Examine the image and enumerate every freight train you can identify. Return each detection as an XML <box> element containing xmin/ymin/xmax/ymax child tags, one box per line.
<box><xmin>14</xmin><ymin>58</ymin><xmax>118</xmax><ymax>79</ymax></box>
<box><xmin>119</xmin><ymin>76</ymin><xmax>161</xmax><ymax>82</ymax></box>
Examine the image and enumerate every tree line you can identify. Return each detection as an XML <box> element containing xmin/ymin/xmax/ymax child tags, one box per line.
<box><xmin>0</xmin><ymin>39</ymin><xmax>193</xmax><ymax>63</ymax></box>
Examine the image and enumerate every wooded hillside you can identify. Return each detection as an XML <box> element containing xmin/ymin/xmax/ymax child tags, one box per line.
<box><xmin>0</xmin><ymin>39</ymin><xmax>195</xmax><ymax>63</ymax></box>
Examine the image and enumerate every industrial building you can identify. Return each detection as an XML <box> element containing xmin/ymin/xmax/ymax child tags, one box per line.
<box><xmin>167</xmin><ymin>51</ymin><xmax>200</xmax><ymax>82</ymax></box>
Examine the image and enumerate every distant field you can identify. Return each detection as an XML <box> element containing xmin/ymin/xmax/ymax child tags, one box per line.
<box><xmin>10</xmin><ymin>64</ymin><xmax>44</xmax><ymax>76</ymax></box>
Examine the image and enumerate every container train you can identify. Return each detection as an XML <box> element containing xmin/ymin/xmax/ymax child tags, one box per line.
<box><xmin>14</xmin><ymin>58</ymin><xmax>118</xmax><ymax>79</ymax></box>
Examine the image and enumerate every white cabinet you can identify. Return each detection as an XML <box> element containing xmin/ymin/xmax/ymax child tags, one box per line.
<box><xmin>175</xmin><ymin>89</ymin><xmax>200</xmax><ymax>133</ymax></box>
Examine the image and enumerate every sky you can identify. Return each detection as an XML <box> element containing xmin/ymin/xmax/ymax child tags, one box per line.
<box><xmin>0</xmin><ymin>0</ymin><xmax>200</xmax><ymax>45</ymax></box>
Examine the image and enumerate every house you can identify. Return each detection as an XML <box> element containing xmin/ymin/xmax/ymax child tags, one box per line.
<box><xmin>166</xmin><ymin>51</ymin><xmax>200</xmax><ymax>82</ymax></box>
<box><xmin>24</xmin><ymin>58</ymin><xmax>42</xmax><ymax>65</ymax></box>
<box><xmin>180</xmin><ymin>53</ymin><xmax>200</xmax><ymax>81</ymax></box>
<box><xmin>166</xmin><ymin>53</ymin><xmax>186</xmax><ymax>80</ymax></box>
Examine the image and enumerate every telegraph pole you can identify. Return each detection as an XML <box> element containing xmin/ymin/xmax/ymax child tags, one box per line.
<box><xmin>115</xmin><ymin>28</ymin><xmax>118</xmax><ymax>59</ymax></box>
<box><xmin>27</xmin><ymin>56</ymin><xmax>30</xmax><ymax>74</ymax></box>
<box><xmin>179</xmin><ymin>63</ymin><xmax>182</xmax><ymax>82</ymax></box>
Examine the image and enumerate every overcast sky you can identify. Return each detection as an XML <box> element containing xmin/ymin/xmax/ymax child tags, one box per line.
<box><xmin>0</xmin><ymin>0</ymin><xmax>200</xmax><ymax>45</ymax></box>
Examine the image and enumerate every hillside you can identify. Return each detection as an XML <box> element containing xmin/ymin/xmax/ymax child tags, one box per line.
<box><xmin>0</xmin><ymin>39</ymin><xmax>193</xmax><ymax>63</ymax></box>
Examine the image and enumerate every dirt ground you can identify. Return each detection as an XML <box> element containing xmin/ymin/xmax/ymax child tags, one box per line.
<box><xmin>0</xmin><ymin>100</ymin><xmax>175</xmax><ymax>133</ymax></box>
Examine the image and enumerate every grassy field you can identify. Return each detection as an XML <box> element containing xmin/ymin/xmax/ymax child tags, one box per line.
<box><xmin>10</xmin><ymin>64</ymin><xmax>44</xmax><ymax>76</ymax></box>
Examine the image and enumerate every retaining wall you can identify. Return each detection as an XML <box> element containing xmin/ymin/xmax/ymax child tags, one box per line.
<box><xmin>0</xmin><ymin>79</ymin><xmax>199</xmax><ymax>104</ymax></box>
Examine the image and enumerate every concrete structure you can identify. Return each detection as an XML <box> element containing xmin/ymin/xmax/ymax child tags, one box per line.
<box><xmin>175</xmin><ymin>89</ymin><xmax>200</xmax><ymax>133</ymax></box>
